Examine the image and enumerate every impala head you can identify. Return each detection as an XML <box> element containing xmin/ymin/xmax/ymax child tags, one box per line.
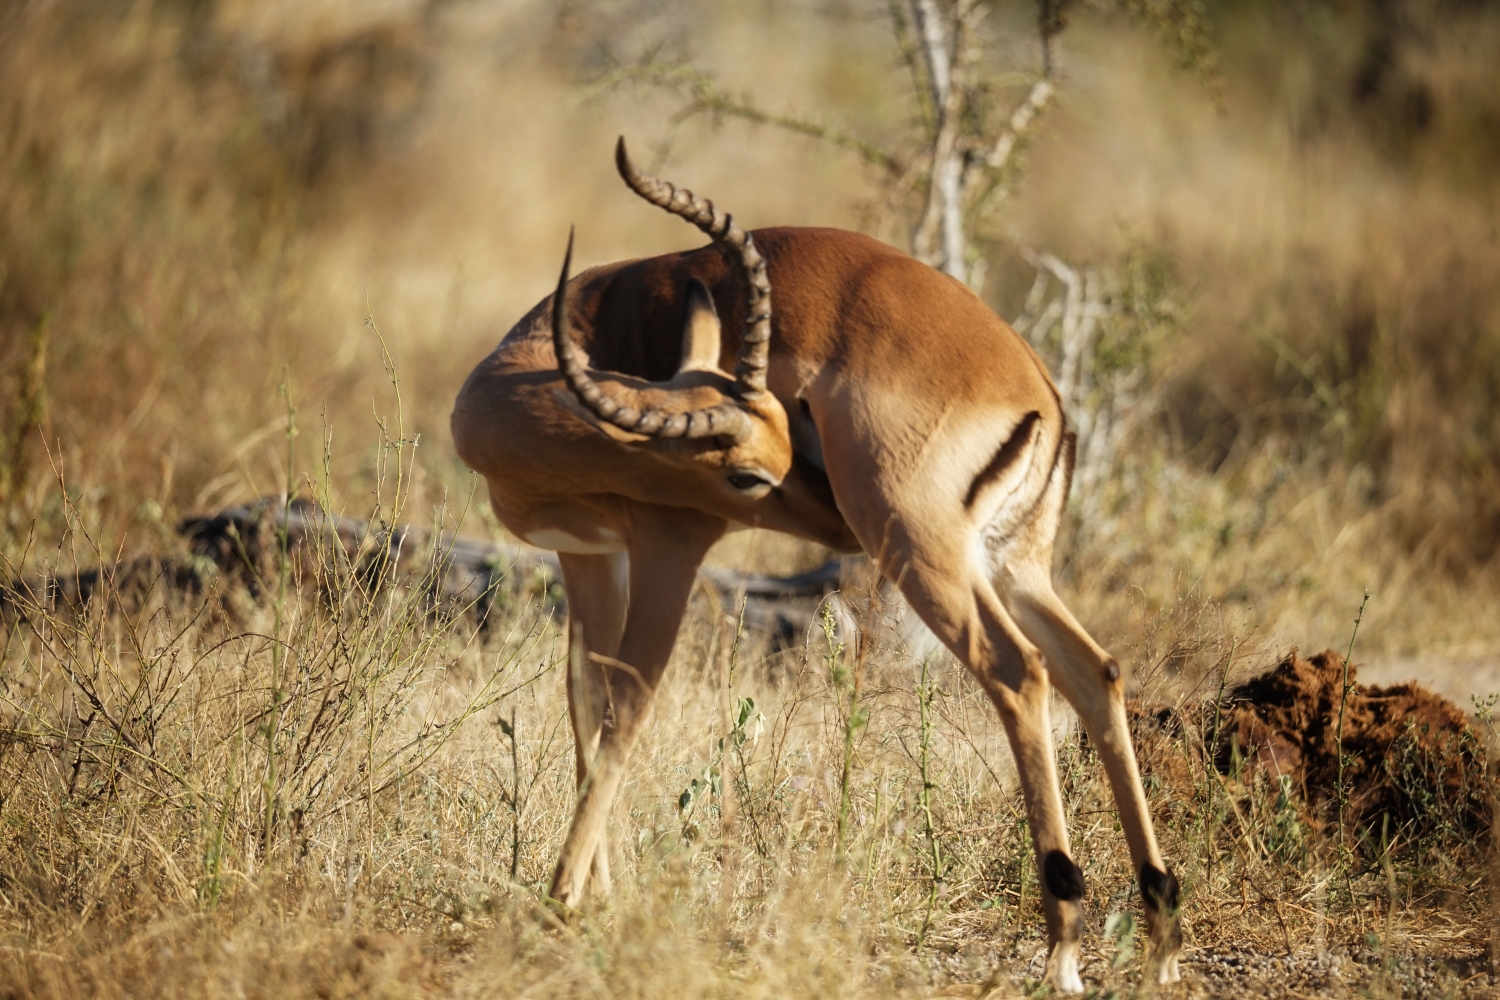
<box><xmin>550</xmin><ymin>139</ymin><xmax>793</xmax><ymax>500</ymax></box>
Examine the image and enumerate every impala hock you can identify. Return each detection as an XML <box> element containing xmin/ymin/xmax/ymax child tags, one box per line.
<box><xmin>451</xmin><ymin>140</ymin><xmax>1181</xmax><ymax>992</ymax></box>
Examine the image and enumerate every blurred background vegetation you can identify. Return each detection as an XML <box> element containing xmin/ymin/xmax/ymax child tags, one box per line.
<box><xmin>2</xmin><ymin>0</ymin><xmax>1498</xmax><ymax>658</ymax></box>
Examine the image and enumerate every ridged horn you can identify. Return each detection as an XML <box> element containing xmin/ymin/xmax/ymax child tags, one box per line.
<box><xmin>551</xmin><ymin>227</ymin><xmax>753</xmax><ymax>443</ymax></box>
<box><xmin>614</xmin><ymin>137</ymin><xmax>771</xmax><ymax>399</ymax></box>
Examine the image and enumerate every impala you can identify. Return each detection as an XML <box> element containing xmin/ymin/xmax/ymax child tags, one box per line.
<box><xmin>451</xmin><ymin>140</ymin><xmax>1181</xmax><ymax>991</ymax></box>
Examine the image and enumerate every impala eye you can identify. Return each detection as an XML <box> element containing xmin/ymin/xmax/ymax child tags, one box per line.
<box><xmin>727</xmin><ymin>471</ymin><xmax>770</xmax><ymax>492</ymax></box>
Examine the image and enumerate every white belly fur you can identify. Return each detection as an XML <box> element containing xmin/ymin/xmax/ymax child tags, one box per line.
<box><xmin>524</xmin><ymin>528</ymin><xmax>626</xmax><ymax>554</ymax></box>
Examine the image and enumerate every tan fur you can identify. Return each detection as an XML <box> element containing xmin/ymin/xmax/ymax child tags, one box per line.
<box><xmin>453</xmin><ymin>214</ymin><xmax>1180</xmax><ymax>991</ymax></box>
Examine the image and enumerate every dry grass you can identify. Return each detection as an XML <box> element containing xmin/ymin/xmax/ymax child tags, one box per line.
<box><xmin>0</xmin><ymin>481</ymin><xmax>1494</xmax><ymax>998</ymax></box>
<box><xmin>2</xmin><ymin>0</ymin><xmax>1500</xmax><ymax>996</ymax></box>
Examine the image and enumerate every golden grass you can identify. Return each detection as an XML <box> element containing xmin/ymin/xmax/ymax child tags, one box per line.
<box><xmin>0</xmin><ymin>481</ymin><xmax>1494</xmax><ymax>998</ymax></box>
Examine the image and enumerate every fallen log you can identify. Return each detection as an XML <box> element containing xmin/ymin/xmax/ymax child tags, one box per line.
<box><xmin>2</xmin><ymin>497</ymin><xmax>850</xmax><ymax>641</ymax></box>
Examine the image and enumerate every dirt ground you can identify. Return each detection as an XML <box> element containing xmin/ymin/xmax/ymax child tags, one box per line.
<box><xmin>929</xmin><ymin>935</ymin><xmax>1497</xmax><ymax>998</ymax></box>
<box><xmin>1105</xmin><ymin>650</ymin><xmax>1498</xmax><ymax>998</ymax></box>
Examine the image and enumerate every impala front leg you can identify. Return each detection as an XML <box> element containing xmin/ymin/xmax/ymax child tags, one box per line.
<box><xmin>556</xmin><ymin>551</ymin><xmax>629</xmax><ymax>899</ymax></box>
<box><xmin>548</xmin><ymin>506</ymin><xmax>726</xmax><ymax>911</ymax></box>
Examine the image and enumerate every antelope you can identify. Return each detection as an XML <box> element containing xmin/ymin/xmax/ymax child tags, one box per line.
<box><xmin>451</xmin><ymin>140</ymin><xmax>1181</xmax><ymax>992</ymax></box>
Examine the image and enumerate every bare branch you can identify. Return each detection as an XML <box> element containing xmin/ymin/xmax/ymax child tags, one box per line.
<box><xmin>888</xmin><ymin>0</ymin><xmax>937</xmax><ymax>135</ymax></box>
<box><xmin>589</xmin><ymin>5</ymin><xmax>1065</xmax><ymax>293</ymax></box>
<box><xmin>587</xmin><ymin>57</ymin><xmax>903</xmax><ymax>177</ymax></box>
<box><xmin>672</xmin><ymin>95</ymin><xmax>903</xmax><ymax>177</ymax></box>
<box><xmin>958</xmin><ymin>78</ymin><xmax>1055</xmax><ymax>211</ymax></box>
<box><xmin>985</xmin><ymin>78</ymin><xmax>1055</xmax><ymax>174</ymax></box>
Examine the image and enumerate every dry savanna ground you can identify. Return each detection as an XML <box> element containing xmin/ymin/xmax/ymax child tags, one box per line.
<box><xmin>2</xmin><ymin>0</ymin><xmax>1499</xmax><ymax>997</ymax></box>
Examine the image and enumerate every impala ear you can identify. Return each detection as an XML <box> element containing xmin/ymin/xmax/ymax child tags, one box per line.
<box><xmin>677</xmin><ymin>278</ymin><xmax>723</xmax><ymax>373</ymax></box>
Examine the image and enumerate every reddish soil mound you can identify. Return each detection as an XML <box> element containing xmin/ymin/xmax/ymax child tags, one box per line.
<box><xmin>1133</xmin><ymin>649</ymin><xmax>1491</xmax><ymax>853</ymax></box>
<box><xmin>1219</xmin><ymin>650</ymin><xmax>1489</xmax><ymax>848</ymax></box>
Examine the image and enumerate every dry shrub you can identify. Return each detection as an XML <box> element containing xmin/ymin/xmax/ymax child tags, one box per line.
<box><xmin>0</xmin><ymin>0</ymin><xmax>883</xmax><ymax>565</ymax></box>
<box><xmin>1</xmin><ymin>0</ymin><xmax>1498</xmax><ymax>661</ymax></box>
<box><xmin>1014</xmin><ymin>3</ymin><xmax>1500</xmax><ymax>658</ymax></box>
<box><xmin>0</xmin><ymin>488</ymin><xmax>962</xmax><ymax>998</ymax></box>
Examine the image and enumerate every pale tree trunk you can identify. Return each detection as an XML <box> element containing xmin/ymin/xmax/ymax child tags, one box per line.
<box><xmin>910</xmin><ymin>0</ymin><xmax>971</xmax><ymax>282</ymax></box>
<box><xmin>911</xmin><ymin>0</ymin><xmax>1052</xmax><ymax>289</ymax></box>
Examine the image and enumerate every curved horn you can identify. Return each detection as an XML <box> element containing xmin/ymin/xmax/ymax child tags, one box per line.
<box><xmin>614</xmin><ymin>137</ymin><xmax>771</xmax><ymax>399</ymax></box>
<box><xmin>552</xmin><ymin>228</ymin><xmax>753</xmax><ymax>442</ymax></box>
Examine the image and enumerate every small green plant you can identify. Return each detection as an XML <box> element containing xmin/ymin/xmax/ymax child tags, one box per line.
<box><xmin>260</xmin><ymin>372</ymin><xmax>299</xmax><ymax>863</ymax></box>
<box><xmin>493</xmin><ymin>709</ymin><xmax>539</xmax><ymax>882</ymax></box>
<box><xmin>199</xmin><ymin>744</ymin><xmax>237</xmax><ymax>912</ymax></box>
<box><xmin>677</xmin><ymin>762</ymin><xmax>717</xmax><ymax>842</ymax></box>
<box><xmin>916</xmin><ymin>654</ymin><xmax>945</xmax><ymax>944</ymax></box>
<box><xmin>1265</xmin><ymin>774</ymin><xmax>1306</xmax><ymax>864</ymax></box>
<box><xmin>1104</xmin><ymin>910</ymin><xmax>1137</xmax><ymax>971</ymax></box>
<box><xmin>1335</xmin><ymin>589</ymin><xmax>1371</xmax><ymax>851</ymax></box>
<box><xmin>819</xmin><ymin>601</ymin><xmax>867</xmax><ymax>860</ymax></box>
<box><xmin>677</xmin><ymin>692</ymin><xmax>763</xmax><ymax>842</ymax></box>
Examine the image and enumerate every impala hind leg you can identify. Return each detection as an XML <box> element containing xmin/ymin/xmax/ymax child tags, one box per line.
<box><xmin>897</xmin><ymin>569</ymin><xmax>1088</xmax><ymax>994</ymax></box>
<box><xmin>1005</xmin><ymin>567</ymin><xmax>1182</xmax><ymax>985</ymax></box>
<box><xmin>548</xmin><ymin>507</ymin><xmax>725</xmax><ymax>910</ymax></box>
<box><xmin>556</xmin><ymin>552</ymin><xmax>629</xmax><ymax>899</ymax></box>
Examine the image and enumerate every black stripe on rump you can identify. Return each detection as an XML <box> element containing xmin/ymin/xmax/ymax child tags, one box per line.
<box><xmin>963</xmin><ymin>410</ymin><xmax>1041</xmax><ymax>510</ymax></box>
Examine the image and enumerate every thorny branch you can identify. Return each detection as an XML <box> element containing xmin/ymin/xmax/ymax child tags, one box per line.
<box><xmin>906</xmin><ymin>0</ymin><xmax>1063</xmax><ymax>284</ymax></box>
<box><xmin>583</xmin><ymin>59</ymin><xmax>903</xmax><ymax>176</ymax></box>
<box><xmin>961</xmin><ymin>76</ymin><xmax>1055</xmax><ymax>198</ymax></box>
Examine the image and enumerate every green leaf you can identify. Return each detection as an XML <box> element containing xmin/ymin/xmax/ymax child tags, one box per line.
<box><xmin>1104</xmin><ymin>910</ymin><xmax>1136</xmax><ymax>969</ymax></box>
